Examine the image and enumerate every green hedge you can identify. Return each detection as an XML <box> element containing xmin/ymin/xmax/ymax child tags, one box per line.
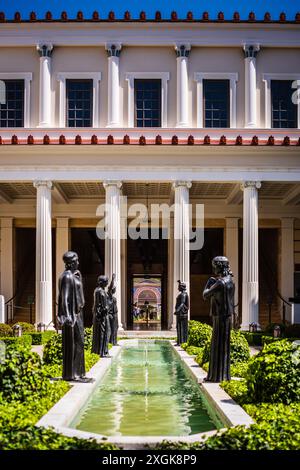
<box><xmin>246</xmin><ymin>339</ymin><xmax>300</xmax><ymax>404</ymax></box>
<box><xmin>0</xmin><ymin>334</ymin><xmax>32</xmax><ymax>348</ymax></box>
<box><xmin>12</xmin><ymin>322</ymin><xmax>35</xmax><ymax>333</ymax></box>
<box><xmin>0</xmin><ymin>324</ymin><xmax>13</xmax><ymax>337</ymax></box>
<box><xmin>187</xmin><ymin>321</ymin><xmax>212</xmax><ymax>348</ymax></box>
<box><xmin>157</xmin><ymin>403</ymin><xmax>300</xmax><ymax>450</ymax></box>
<box><xmin>26</xmin><ymin>330</ymin><xmax>56</xmax><ymax>345</ymax></box>
<box><xmin>241</xmin><ymin>331</ymin><xmax>263</xmax><ymax>346</ymax></box>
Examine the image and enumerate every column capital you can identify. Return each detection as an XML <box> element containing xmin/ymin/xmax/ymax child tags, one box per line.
<box><xmin>172</xmin><ymin>181</ymin><xmax>192</xmax><ymax>190</ymax></box>
<box><xmin>34</xmin><ymin>180</ymin><xmax>53</xmax><ymax>190</ymax></box>
<box><xmin>243</xmin><ymin>44</ymin><xmax>260</xmax><ymax>58</ymax></box>
<box><xmin>105</xmin><ymin>43</ymin><xmax>122</xmax><ymax>57</ymax></box>
<box><xmin>241</xmin><ymin>181</ymin><xmax>261</xmax><ymax>190</ymax></box>
<box><xmin>281</xmin><ymin>217</ymin><xmax>294</xmax><ymax>229</ymax></box>
<box><xmin>175</xmin><ymin>44</ymin><xmax>191</xmax><ymax>58</ymax></box>
<box><xmin>37</xmin><ymin>44</ymin><xmax>53</xmax><ymax>57</ymax></box>
<box><xmin>103</xmin><ymin>180</ymin><xmax>122</xmax><ymax>189</ymax></box>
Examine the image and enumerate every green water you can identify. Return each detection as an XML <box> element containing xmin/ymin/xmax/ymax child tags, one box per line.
<box><xmin>73</xmin><ymin>340</ymin><xmax>218</xmax><ymax>436</ymax></box>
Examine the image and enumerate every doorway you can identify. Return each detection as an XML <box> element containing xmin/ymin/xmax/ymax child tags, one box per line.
<box><xmin>131</xmin><ymin>276</ymin><xmax>162</xmax><ymax>330</ymax></box>
<box><xmin>127</xmin><ymin>230</ymin><xmax>168</xmax><ymax>330</ymax></box>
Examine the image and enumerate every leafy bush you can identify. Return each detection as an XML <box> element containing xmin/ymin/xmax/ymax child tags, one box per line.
<box><xmin>185</xmin><ymin>345</ymin><xmax>203</xmax><ymax>356</ymax></box>
<box><xmin>157</xmin><ymin>403</ymin><xmax>300</xmax><ymax>450</ymax></box>
<box><xmin>230</xmin><ymin>361</ymin><xmax>249</xmax><ymax>378</ymax></box>
<box><xmin>43</xmin><ymin>333</ymin><xmax>62</xmax><ymax>365</ymax></box>
<box><xmin>44</xmin><ymin>350</ymin><xmax>99</xmax><ymax>378</ymax></box>
<box><xmin>241</xmin><ymin>331</ymin><xmax>263</xmax><ymax>346</ymax></box>
<box><xmin>0</xmin><ymin>425</ymin><xmax>119</xmax><ymax>450</ymax></box>
<box><xmin>13</xmin><ymin>322</ymin><xmax>35</xmax><ymax>333</ymax></box>
<box><xmin>261</xmin><ymin>335</ymin><xmax>282</xmax><ymax>346</ymax></box>
<box><xmin>27</xmin><ymin>330</ymin><xmax>56</xmax><ymax>345</ymax></box>
<box><xmin>285</xmin><ymin>323</ymin><xmax>300</xmax><ymax>339</ymax></box>
<box><xmin>181</xmin><ymin>342</ymin><xmax>188</xmax><ymax>350</ymax></box>
<box><xmin>246</xmin><ymin>339</ymin><xmax>300</xmax><ymax>404</ymax></box>
<box><xmin>221</xmin><ymin>379</ymin><xmax>249</xmax><ymax>405</ymax></box>
<box><xmin>0</xmin><ymin>334</ymin><xmax>32</xmax><ymax>348</ymax></box>
<box><xmin>84</xmin><ymin>327</ymin><xmax>93</xmax><ymax>350</ymax></box>
<box><xmin>187</xmin><ymin>321</ymin><xmax>212</xmax><ymax>348</ymax></box>
<box><xmin>0</xmin><ymin>344</ymin><xmax>65</xmax><ymax>401</ymax></box>
<box><xmin>0</xmin><ymin>324</ymin><xmax>12</xmax><ymax>337</ymax></box>
<box><xmin>201</xmin><ymin>329</ymin><xmax>250</xmax><ymax>366</ymax></box>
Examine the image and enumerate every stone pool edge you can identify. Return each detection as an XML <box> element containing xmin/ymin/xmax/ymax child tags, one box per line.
<box><xmin>36</xmin><ymin>338</ymin><xmax>253</xmax><ymax>450</ymax></box>
<box><xmin>170</xmin><ymin>341</ymin><xmax>254</xmax><ymax>428</ymax></box>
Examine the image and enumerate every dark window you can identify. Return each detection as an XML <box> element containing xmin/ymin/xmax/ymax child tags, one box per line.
<box><xmin>0</xmin><ymin>80</ymin><xmax>24</xmax><ymax>127</ymax></box>
<box><xmin>134</xmin><ymin>79</ymin><xmax>161</xmax><ymax>127</ymax></box>
<box><xmin>271</xmin><ymin>80</ymin><xmax>297</xmax><ymax>128</ymax></box>
<box><xmin>66</xmin><ymin>79</ymin><xmax>93</xmax><ymax>127</ymax></box>
<box><xmin>203</xmin><ymin>79</ymin><xmax>230</xmax><ymax>128</ymax></box>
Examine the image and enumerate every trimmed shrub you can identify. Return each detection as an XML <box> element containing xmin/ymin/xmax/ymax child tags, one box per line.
<box><xmin>84</xmin><ymin>327</ymin><xmax>93</xmax><ymax>350</ymax></box>
<box><xmin>187</xmin><ymin>321</ymin><xmax>212</xmax><ymax>348</ymax></box>
<box><xmin>44</xmin><ymin>350</ymin><xmax>99</xmax><ymax>378</ymax></box>
<box><xmin>157</xmin><ymin>404</ymin><xmax>300</xmax><ymax>449</ymax></box>
<box><xmin>43</xmin><ymin>333</ymin><xmax>62</xmax><ymax>365</ymax></box>
<box><xmin>12</xmin><ymin>322</ymin><xmax>35</xmax><ymax>333</ymax></box>
<box><xmin>230</xmin><ymin>361</ymin><xmax>249</xmax><ymax>378</ymax></box>
<box><xmin>0</xmin><ymin>335</ymin><xmax>32</xmax><ymax>349</ymax></box>
<box><xmin>221</xmin><ymin>379</ymin><xmax>249</xmax><ymax>405</ymax></box>
<box><xmin>0</xmin><ymin>344</ymin><xmax>62</xmax><ymax>401</ymax></box>
<box><xmin>27</xmin><ymin>330</ymin><xmax>56</xmax><ymax>345</ymax></box>
<box><xmin>0</xmin><ymin>324</ymin><xmax>12</xmax><ymax>337</ymax></box>
<box><xmin>0</xmin><ymin>425</ymin><xmax>119</xmax><ymax>450</ymax></box>
<box><xmin>241</xmin><ymin>331</ymin><xmax>263</xmax><ymax>346</ymax></box>
<box><xmin>185</xmin><ymin>345</ymin><xmax>203</xmax><ymax>356</ymax></box>
<box><xmin>246</xmin><ymin>339</ymin><xmax>300</xmax><ymax>404</ymax></box>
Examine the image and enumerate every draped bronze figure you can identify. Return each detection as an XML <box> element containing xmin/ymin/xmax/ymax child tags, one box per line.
<box><xmin>92</xmin><ymin>275</ymin><xmax>111</xmax><ymax>357</ymax></box>
<box><xmin>57</xmin><ymin>251</ymin><xmax>89</xmax><ymax>382</ymax></box>
<box><xmin>108</xmin><ymin>274</ymin><xmax>119</xmax><ymax>346</ymax></box>
<box><xmin>203</xmin><ymin>256</ymin><xmax>235</xmax><ymax>382</ymax></box>
<box><xmin>174</xmin><ymin>280</ymin><xmax>189</xmax><ymax>345</ymax></box>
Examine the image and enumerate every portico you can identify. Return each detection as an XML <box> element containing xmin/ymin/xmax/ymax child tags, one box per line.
<box><xmin>0</xmin><ymin>130</ymin><xmax>299</xmax><ymax>330</ymax></box>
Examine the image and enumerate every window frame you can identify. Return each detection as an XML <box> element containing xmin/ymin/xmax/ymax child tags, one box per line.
<box><xmin>56</xmin><ymin>72</ymin><xmax>102</xmax><ymax>128</ymax></box>
<box><xmin>134</xmin><ymin>78</ymin><xmax>162</xmax><ymax>128</ymax></box>
<box><xmin>125</xmin><ymin>72</ymin><xmax>170</xmax><ymax>128</ymax></box>
<box><xmin>66</xmin><ymin>79</ymin><xmax>93</xmax><ymax>128</ymax></box>
<box><xmin>194</xmin><ymin>72</ymin><xmax>238</xmax><ymax>128</ymax></box>
<box><xmin>203</xmin><ymin>79</ymin><xmax>230</xmax><ymax>128</ymax></box>
<box><xmin>262</xmin><ymin>74</ymin><xmax>300</xmax><ymax>129</ymax></box>
<box><xmin>0</xmin><ymin>72</ymin><xmax>32</xmax><ymax>128</ymax></box>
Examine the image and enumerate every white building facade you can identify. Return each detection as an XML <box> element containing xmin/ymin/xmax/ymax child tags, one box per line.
<box><xmin>0</xmin><ymin>13</ymin><xmax>299</xmax><ymax>330</ymax></box>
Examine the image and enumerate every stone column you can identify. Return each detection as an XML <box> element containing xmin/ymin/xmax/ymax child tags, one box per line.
<box><xmin>37</xmin><ymin>44</ymin><xmax>53</xmax><ymax>128</ymax></box>
<box><xmin>172</xmin><ymin>181</ymin><xmax>192</xmax><ymax>326</ymax></box>
<box><xmin>175</xmin><ymin>45</ymin><xmax>191</xmax><ymax>128</ymax></box>
<box><xmin>243</xmin><ymin>44</ymin><xmax>260</xmax><ymax>128</ymax></box>
<box><xmin>34</xmin><ymin>181</ymin><xmax>53</xmax><ymax>327</ymax></box>
<box><xmin>106</xmin><ymin>43</ymin><xmax>122</xmax><ymax>127</ymax></box>
<box><xmin>281</xmin><ymin>218</ymin><xmax>294</xmax><ymax>323</ymax></box>
<box><xmin>241</xmin><ymin>181</ymin><xmax>261</xmax><ymax>329</ymax></box>
<box><xmin>225</xmin><ymin>218</ymin><xmax>239</xmax><ymax>310</ymax></box>
<box><xmin>0</xmin><ymin>218</ymin><xmax>14</xmax><ymax>304</ymax></box>
<box><xmin>103</xmin><ymin>181</ymin><xmax>123</xmax><ymax>330</ymax></box>
<box><xmin>56</xmin><ymin>217</ymin><xmax>69</xmax><ymax>302</ymax></box>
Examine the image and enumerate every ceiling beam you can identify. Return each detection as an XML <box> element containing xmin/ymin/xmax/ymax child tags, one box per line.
<box><xmin>226</xmin><ymin>184</ymin><xmax>243</xmax><ymax>205</ymax></box>
<box><xmin>282</xmin><ymin>184</ymin><xmax>300</xmax><ymax>205</ymax></box>
<box><xmin>0</xmin><ymin>188</ymin><xmax>13</xmax><ymax>204</ymax></box>
<box><xmin>52</xmin><ymin>183</ymin><xmax>69</xmax><ymax>204</ymax></box>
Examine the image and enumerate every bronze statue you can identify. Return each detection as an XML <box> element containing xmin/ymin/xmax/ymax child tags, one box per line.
<box><xmin>57</xmin><ymin>251</ymin><xmax>90</xmax><ymax>382</ymax></box>
<box><xmin>174</xmin><ymin>280</ymin><xmax>189</xmax><ymax>345</ymax></box>
<box><xmin>203</xmin><ymin>256</ymin><xmax>235</xmax><ymax>382</ymax></box>
<box><xmin>92</xmin><ymin>275</ymin><xmax>111</xmax><ymax>357</ymax></box>
<box><xmin>108</xmin><ymin>274</ymin><xmax>119</xmax><ymax>346</ymax></box>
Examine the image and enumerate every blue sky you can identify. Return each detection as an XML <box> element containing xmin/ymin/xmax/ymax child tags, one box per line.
<box><xmin>0</xmin><ymin>1</ymin><xmax>299</xmax><ymax>20</ymax></box>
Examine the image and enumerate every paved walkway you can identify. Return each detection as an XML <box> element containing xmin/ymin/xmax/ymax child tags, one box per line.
<box><xmin>31</xmin><ymin>345</ymin><xmax>44</xmax><ymax>358</ymax></box>
<box><xmin>249</xmin><ymin>345</ymin><xmax>262</xmax><ymax>356</ymax></box>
